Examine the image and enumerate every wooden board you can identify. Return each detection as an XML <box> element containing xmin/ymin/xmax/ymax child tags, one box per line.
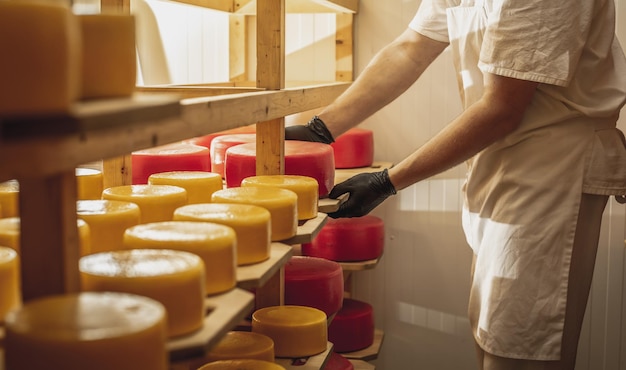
<box><xmin>275</xmin><ymin>342</ymin><xmax>333</xmax><ymax>370</ymax></box>
<box><xmin>339</xmin><ymin>254</ymin><xmax>383</xmax><ymax>272</ymax></box>
<box><xmin>236</xmin><ymin>243</ymin><xmax>293</xmax><ymax>290</ymax></box>
<box><xmin>334</xmin><ymin>162</ymin><xmax>394</xmax><ymax>185</ymax></box>
<box><xmin>279</xmin><ymin>213</ymin><xmax>328</xmax><ymax>245</ymax></box>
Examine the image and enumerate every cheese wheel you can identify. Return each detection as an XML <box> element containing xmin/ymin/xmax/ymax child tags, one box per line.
<box><xmin>77</xmin><ymin>200</ymin><xmax>141</xmax><ymax>254</ymax></box>
<box><xmin>132</xmin><ymin>142</ymin><xmax>210</xmax><ymax>185</ymax></box>
<box><xmin>174</xmin><ymin>203</ymin><xmax>271</xmax><ymax>265</ymax></box>
<box><xmin>102</xmin><ymin>184</ymin><xmax>187</xmax><ymax>224</ymax></box>
<box><xmin>330</xmin><ymin>128</ymin><xmax>374</xmax><ymax>169</ymax></box>
<box><xmin>284</xmin><ymin>256</ymin><xmax>344</xmax><ymax>317</ymax></box>
<box><xmin>224</xmin><ymin>141</ymin><xmax>335</xmax><ymax>197</ymax></box>
<box><xmin>123</xmin><ymin>221</ymin><xmax>236</xmax><ymax>295</ymax></box>
<box><xmin>0</xmin><ymin>180</ymin><xmax>19</xmax><ymax>218</ymax></box>
<box><xmin>0</xmin><ymin>247</ymin><xmax>21</xmax><ymax>324</ymax></box>
<box><xmin>0</xmin><ymin>217</ymin><xmax>91</xmax><ymax>256</ymax></box>
<box><xmin>148</xmin><ymin>171</ymin><xmax>223</xmax><ymax>204</ymax></box>
<box><xmin>78</xmin><ymin>14</ymin><xmax>136</xmax><ymax>99</ymax></box>
<box><xmin>328</xmin><ymin>298</ymin><xmax>374</xmax><ymax>353</ymax></box>
<box><xmin>4</xmin><ymin>292</ymin><xmax>168</xmax><ymax>370</ymax></box>
<box><xmin>76</xmin><ymin>168</ymin><xmax>104</xmax><ymax>201</ymax></box>
<box><xmin>0</xmin><ymin>1</ymin><xmax>80</xmax><ymax>116</ymax></box>
<box><xmin>252</xmin><ymin>306</ymin><xmax>327</xmax><ymax>358</ymax></box>
<box><xmin>301</xmin><ymin>216</ymin><xmax>384</xmax><ymax>262</ymax></box>
<box><xmin>80</xmin><ymin>249</ymin><xmax>205</xmax><ymax>338</ymax></box>
<box><xmin>211</xmin><ymin>187</ymin><xmax>297</xmax><ymax>241</ymax></box>
<box><xmin>210</xmin><ymin>134</ymin><xmax>256</xmax><ymax>178</ymax></box>
<box><xmin>241</xmin><ymin>175</ymin><xmax>319</xmax><ymax>221</ymax></box>
<box><xmin>185</xmin><ymin>124</ymin><xmax>257</xmax><ymax>153</ymax></box>
<box><xmin>198</xmin><ymin>360</ymin><xmax>285</xmax><ymax>370</ymax></box>
<box><xmin>324</xmin><ymin>352</ymin><xmax>354</xmax><ymax>370</ymax></box>
<box><xmin>204</xmin><ymin>331</ymin><xmax>275</xmax><ymax>362</ymax></box>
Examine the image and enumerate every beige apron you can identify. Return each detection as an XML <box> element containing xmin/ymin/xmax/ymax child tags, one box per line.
<box><xmin>448</xmin><ymin>0</ymin><xmax>626</xmax><ymax>360</ymax></box>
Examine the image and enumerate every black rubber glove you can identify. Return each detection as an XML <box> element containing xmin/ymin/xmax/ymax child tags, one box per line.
<box><xmin>285</xmin><ymin>116</ymin><xmax>335</xmax><ymax>144</ymax></box>
<box><xmin>328</xmin><ymin>168</ymin><xmax>397</xmax><ymax>218</ymax></box>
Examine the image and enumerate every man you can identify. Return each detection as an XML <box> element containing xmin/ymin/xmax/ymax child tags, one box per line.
<box><xmin>286</xmin><ymin>0</ymin><xmax>626</xmax><ymax>369</ymax></box>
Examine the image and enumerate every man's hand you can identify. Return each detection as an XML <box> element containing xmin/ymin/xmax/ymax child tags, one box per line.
<box><xmin>285</xmin><ymin>116</ymin><xmax>335</xmax><ymax>144</ymax></box>
<box><xmin>328</xmin><ymin>169</ymin><xmax>396</xmax><ymax>218</ymax></box>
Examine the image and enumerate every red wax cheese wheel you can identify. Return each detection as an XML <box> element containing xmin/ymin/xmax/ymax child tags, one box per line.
<box><xmin>210</xmin><ymin>134</ymin><xmax>256</xmax><ymax>178</ymax></box>
<box><xmin>330</xmin><ymin>128</ymin><xmax>374</xmax><ymax>169</ymax></box>
<box><xmin>131</xmin><ymin>142</ymin><xmax>210</xmax><ymax>184</ymax></box>
<box><xmin>284</xmin><ymin>256</ymin><xmax>343</xmax><ymax>317</ymax></box>
<box><xmin>224</xmin><ymin>141</ymin><xmax>335</xmax><ymax>197</ymax></box>
<box><xmin>301</xmin><ymin>215</ymin><xmax>384</xmax><ymax>262</ymax></box>
<box><xmin>185</xmin><ymin>125</ymin><xmax>257</xmax><ymax>160</ymax></box>
<box><xmin>324</xmin><ymin>352</ymin><xmax>354</xmax><ymax>370</ymax></box>
<box><xmin>328</xmin><ymin>298</ymin><xmax>374</xmax><ymax>353</ymax></box>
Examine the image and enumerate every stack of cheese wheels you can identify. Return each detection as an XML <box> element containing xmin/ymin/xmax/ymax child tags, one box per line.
<box><xmin>78</xmin><ymin>14</ymin><xmax>135</xmax><ymax>99</ymax></box>
<box><xmin>102</xmin><ymin>184</ymin><xmax>187</xmax><ymax>224</ymax></box>
<box><xmin>324</xmin><ymin>352</ymin><xmax>354</xmax><ymax>370</ymax></box>
<box><xmin>224</xmin><ymin>141</ymin><xmax>335</xmax><ymax>197</ymax></box>
<box><xmin>210</xmin><ymin>134</ymin><xmax>257</xmax><ymax>178</ymax></box>
<box><xmin>284</xmin><ymin>256</ymin><xmax>344</xmax><ymax>318</ymax></box>
<box><xmin>131</xmin><ymin>142</ymin><xmax>210</xmax><ymax>185</ymax></box>
<box><xmin>0</xmin><ymin>1</ymin><xmax>80</xmax><ymax>116</ymax></box>
<box><xmin>185</xmin><ymin>124</ymin><xmax>257</xmax><ymax>156</ymax></box>
<box><xmin>77</xmin><ymin>200</ymin><xmax>141</xmax><ymax>254</ymax></box>
<box><xmin>75</xmin><ymin>168</ymin><xmax>104</xmax><ymax>200</ymax></box>
<box><xmin>4</xmin><ymin>292</ymin><xmax>168</xmax><ymax>370</ymax></box>
<box><xmin>0</xmin><ymin>180</ymin><xmax>19</xmax><ymax>218</ymax></box>
<box><xmin>328</xmin><ymin>298</ymin><xmax>375</xmax><ymax>353</ymax></box>
<box><xmin>302</xmin><ymin>215</ymin><xmax>384</xmax><ymax>262</ymax></box>
<box><xmin>211</xmin><ymin>187</ymin><xmax>297</xmax><ymax>241</ymax></box>
<box><xmin>80</xmin><ymin>249</ymin><xmax>205</xmax><ymax>338</ymax></box>
<box><xmin>204</xmin><ymin>331</ymin><xmax>275</xmax><ymax>363</ymax></box>
<box><xmin>0</xmin><ymin>217</ymin><xmax>91</xmax><ymax>256</ymax></box>
<box><xmin>198</xmin><ymin>360</ymin><xmax>285</xmax><ymax>370</ymax></box>
<box><xmin>241</xmin><ymin>175</ymin><xmax>319</xmax><ymax>221</ymax></box>
<box><xmin>252</xmin><ymin>305</ymin><xmax>328</xmax><ymax>358</ymax></box>
<box><xmin>123</xmin><ymin>221</ymin><xmax>236</xmax><ymax>296</ymax></box>
<box><xmin>174</xmin><ymin>203</ymin><xmax>271</xmax><ymax>265</ymax></box>
<box><xmin>330</xmin><ymin>128</ymin><xmax>374</xmax><ymax>169</ymax></box>
<box><xmin>148</xmin><ymin>171</ymin><xmax>223</xmax><ymax>204</ymax></box>
<box><xmin>0</xmin><ymin>247</ymin><xmax>21</xmax><ymax>322</ymax></box>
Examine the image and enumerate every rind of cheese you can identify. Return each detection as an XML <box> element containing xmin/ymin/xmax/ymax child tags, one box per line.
<box><xmin>252</xmin><ymin>305</ymin><xmax>327</xmax><ymax>358</ymax></box>
<box><xmin>205</xmin><ymin>331</ymin><xmax>275</xmax><ymax>362</ymax></box>
<box><xmin>0</xmin><ymin>180</ymin><xmax>19</xmax><ymax>218</ymax></box>
<box><xmin>149</xmin><ymin>171</ymin><xmax>223</xmax><ymax>204</ymax></box>
<box><xmin>75</xmin><ymin>168</ymin><xmax>104</xmax><ymax>201</ymax></box>
<box><xmin>211</xmin><ymin>187</ymin><xmax>297</xmax><ymax>242</ymax></box>
<box><xmin>102</xmin><ymin>185</ymin><xmax>188</xmax><ymax>224</ymax></box>
<box><xmin>241</xmin><ymin>175</ymin><xmax>319</xmax><ymax>221</ymax></box>
<box><xmin>198</xmin><ymin>359</ymin><xmax>286</xmax><ymax>370</ymax></box>
<box><xmin>77</xmin><ymin>200</ymin><xmax>141</xmax><ymax>254</ymax></box>
<box><xmin>174</xmin><ymin>203</ymin><xmax>271</xmax><ymax>266</ymax></box>
<box><xmin>131</xmin><ymin>143</ymin><xmax>211</xmax><ymax>185</ymax></box>
<box><xmin>123</xmin><ymin>221</ymin><xmax>236</xmax><ymax>295</ymax></box>
<box><xmin>4</xmin><ymin>292</ymin><xmax>168</xmax><ymax>370</ymax></box>
<box><xmin>0</xmin><ymin>247</ymin><xmax>21</xmax><ymax>323</ymax></box>
<box><xmin>328</xmin><ymin>298</ymin><xmax>375</xmax><ymax>353</ymax></box>
<box><xmin>80</xmin><ymin>249</ymin><xmax>205</xmax><ymax>338</ymax></box>
<box><xmin>0</xmin><ymin>1</ymin><xmax>80</xmax><ymax>115</ymax></box>
<box><xmin>79</xmin><ymin>14</ymin><xmax>136</xmax><ymax>99</ymax></box>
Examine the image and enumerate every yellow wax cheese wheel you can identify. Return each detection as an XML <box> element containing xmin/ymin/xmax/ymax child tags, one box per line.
<box><xmin>80</xmin><ymin>249</ymin><xmax>205</xmax><ymax>338</ymax></box>
<box><xmin>252</xmin><ymin>306</ymin><xmax>327</xmax><ymax>358</ymax></box>
<box><xmin>0</xmin><ymin>1</ymin><xmax>80</xmax><ymax>115</ymax></box>
<box><xmin>174</xmin><ymin>203</ymin><xmax>271</xmax><ymax>266</ymax></box>
<box><xmin>198</xmin><ymin>359</ymin><xmax>286</xmax><ymax>370</ymax></box>
<box><xmin>4</xmin><ymin>292</ymin><xmax>168</xmax><ymax>370</ymax></box>
<box><xmin>241</xmin><ymin>175</ymin><xmax>319</xmax><ymax>221</ymax></box>
<box><xmin>0</xmin><ymin>247</ymin><xmax>21</xmax><ymax>323</ymax></box>
<box><xmin>75</xmin><ymin>168</ymin><xmax>104</xmax><ymax>201</ymax></box>
<box><xmin>0</xmin><ymin>180</ymin><xmax>19</xmax><ymax>218</ymax></box>
<box><xmin>102</xmin><ymin>185</ymin><xmax>187</xmax><ymax>224</ymax></box>
<box><xmin>77</xmin><ymin>200</ymin><xmax>141</xmax><ymax>254</ymax></box>
<box><xmin>205</xmin><ymin>331</ymin><xmax>275</xmax><ymax>363</ymax></box>
<box><xmin>211</xmin><ymin>187</ymin><xmax>297</xmax><ymax>241</ymax></box>
<box><xmin>0</xmin><ymin>217</ymin><xmax>91</xmax><ymax>256</ymax></box>
<box><xmin>123</xmin><ymin>221</ymin><xmax>236</xmax><ymax>295</ymax></box>
<box><xmin>79</xmin><ymin>14</ymin><xmax>136</xmax><ymax>99</ymax></box>
<box><xmin>149</xmin><ymin>171</ymin><xmax>223</xmax><ymax>204</ymax></box>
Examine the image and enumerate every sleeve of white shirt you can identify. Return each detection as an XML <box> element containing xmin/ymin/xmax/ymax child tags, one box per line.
<box><xmin>408</xmin><ymin>0</ymin><xmax>451</xmax><ymax>43</ymax></box>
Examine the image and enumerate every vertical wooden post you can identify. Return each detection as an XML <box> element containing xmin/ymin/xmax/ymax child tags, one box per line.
<box><xmin>229</xmin><ymin>14</ymin><xmax>248</xmax><ymax>82</ymax></box>
<box><xmin>336</xmin><ymin>12</ymin><xmax>354</xmax><ymax>82</ymax></box>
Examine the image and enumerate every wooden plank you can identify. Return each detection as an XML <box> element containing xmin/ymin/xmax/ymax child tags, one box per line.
<box><xmin>235</xmin><ymin>0</ymin><xmax>357</xmax><ymax>14</ymax></box>
<box><xmin>256</xmin><ymin>118</ymin><xmax>284</xmax><ymax>176</ymax></box>
<box><xmin>229</xmin><ymin>14</ymin><xmax>248</xmax><ymax>82</ymax></box>
<box><xmin>164</xmin><ymin>0</ymin><xmax>235</xmax><ymax>12</ymax></box>
<box><xmin>275</xmin><ymin>342</ymin><xmax>333</xmax><ymax>370</ymax></box>
<box><xmin>280</xmin><ymin>213</ymin><xmax>328</xmax><ymax>245</ymax></box>
<box><xmin>256</xmin><ymin>0</ymin><xmax>285</xmax><ymax>91</ymax></box>
<box><xmin>335</xmin><ymin>13</ymin><xmax>354</xmax><ymax>82</ymax></box>
<box><xmin>18</xmin><ymin>171</ymin><xmax>81</xmax><ymax>301</ymax></box>
<box><xmin>237</xmin><ymin>243</ymin><xmax>293</xmax><ymax>290</ymax></box>
<box><xmin>102</xmin><ymin>156</ymin><xmax>132</xmax><ymax>188</ymax></box>
<box><xmin>339</xmin><ymin>254</ymin><xmax>383</xmax><ymax>272</ymax></box>
<box><xmin>137</xmin><ymin>86</ymin><xmax>263</xmax><ymax>99</ymax></box>
<box><xmin>334</xmin><ymin>162</ymin><xmax>394</xmax><ymax>185</ymax></box>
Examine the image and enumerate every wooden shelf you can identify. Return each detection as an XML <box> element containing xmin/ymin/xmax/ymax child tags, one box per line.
<box><xmin>164</xmin><ymin>0</ymin><xmax>358</xmax><ymax>14</ymax></box>
<box><xmin>167</xmin><ymin>288</ymin><xmax>255</xmax><ymax>360</ymax></box>
<box><xmin>275</xmin><ymin>342</ymin><xmax>334</xmax><ymax>370</ymax></box>
<box><xmin>237</xmin><ymin>243</ymin><xmax>293</xmax><ymax>290</ymax></box>
<box><xmin>339</xmin><ymin>255</ymin><xmax>383</xmax><ymax>272</ymax></box>
<box><xmin>333</xmin><ymin>161</ymin><xmax>394</xmax><ymax>186</ymax></box>
<box><xmin>279</xmin><ymin>213</ymin><xmax>328</xmax><ymax>245</ymax></box>
<box><xmin>340</xmin><ymin>329</ymin><xmax>384</xmax><ymax>362</ymax></box>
